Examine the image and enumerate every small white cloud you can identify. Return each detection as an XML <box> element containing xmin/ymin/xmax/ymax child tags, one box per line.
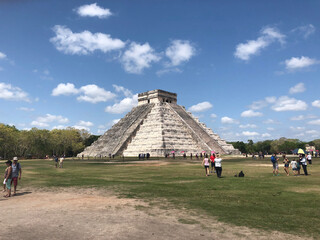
<box><xmin>306</xmin><ymin>130</ymin><xmax>318</xmax><ymax>134</ymax></box>
<box><xmin>72</xmin><ymin>125</ymin><xmax>90</xmax><ymax>131</ymax></box>
<box><xmin>290</xmin><ymin>114</ymin><xmax>317</xmax><ymax>121</ymax></box>
<box><xmin>77</xmin><ymin>84</ymin><xmax>116</xmax><ymax>103</ymax></box>
<box><xmin>77</xmin><ymin>120</ymin><xmax>93</xmax><ymax>127</ymax></box>
<box><xmin>0</xmin><ymin>51</ymin><xmax>6</xmax><ymax>59</ymax></box>
<box><xmin>290</xmin><ymin>126</ymin><xmax>305</xmax><ymax>131</ymax></box>
<box><xmin>112</xmin><ymin>84</ymin><xmax>133</xmax><ymax>97</ymax></box>
<box><xmin>242</xmin><ymin>131</ymin><xmax>260</xmax><ymax>136</ymax></box>
<box><xmin>234</xmin><ymin>27</ymin><xmax>285</xmax><ymax>61</ymax></box>
<box><xmin>0</xmin><ymin>82</ymin><xmax>30</xmax><ymax>102</ymax></box>
<box><xmin>289</xmin><ymin>82</ymin><xmax>306</xmax><ymax>94</ymax></box>
<box><xmin>105</xmin><ymin>94</ymin><xmax>138</xmax><ymax>114</ymax></box>
<box><xmin>312</xmin><ymin>100</ymin><xmax>320</xmax><ymax>108</ymax></box>
<box><xmin>165</xmin><ymin>40</ymin><xmax>196</xmax><ymax>66</ymax></box>
<box><xmin>31</xmin><ymin>114</ymin><xmax>69</xmax><ymax>128</ymax></box>
<box><xmin>263</xmin><ymin>119</ymin><xmax>279</xmax><ymax>124</ymax></box>
<box><xmin>267</xmin><ymin>127</ymin><xmax>275</xmax><ymax>131</ymax></box>
<box><xmin>271</xmin><ymin>96</ymin><xmax>307</xmax><ymax>112</ymax></box>
<box><xmin>76</xmin><ymin>3</ymin><xmax>112</xmax><ymax>19</ymax></box>
<box><xmin>284</xmin><ymin>56</ymin><xmax>320</xmax><ymax>70</ymax></box>
<box><xmin>221</xmin><ymin>116</ymin><xmax>239</xmax><ymax>124</ymax></box>
<box><xmin>52</xmin><ymin>83</ymin><xmax>79</xmax><ymax>96</ymax></box>
<box><xmin>262</xmin><ymin>133</ymin><xmax>271</xmax><ymax>138</ymax></box>
<box><xmin>18</xmin><ymin>107</ymin><xmax>35</xmax><ymax>112</ymax></box>
<box><xmin>52</xmin><ymin>125</ymin><xmax>66</xmax><ymax>130</ymax></box>
<box><xmin>292</xmin><ymin>24</ymin><xmax>315</xmax><ymax>39</ymax></box>
<box><xmin>241</xmin><ymin>109</ymin><xmax>263</xmax><ymax>117</ymax></box>
<box><xmin>210</xmin><ymin>113</ymin><xmax>217</xmax><ymax>118</ymax></box>
<box><xmin>239</xmin><ymin>124</ymin><xmax>257</xmax><ymax>129</ymax></box>
<box><xmin>50</xmin><ymin>25</ymin><xmax>125</xmax><ymax>55</ymax></box>
<box><xmin>156</xmin><ymin>68</ymin><xmax>182</xmax><ymax>76</ymax></box>
<box><xmin>121</xmin><ymin>42</ymin><xmax>160</xmax><ymax>74</ymax></box>
<box><xmin>307</xmin><ymin>119</ymin><xmax>320</xmax><ymax>125</ymax></box>
<box><xmin>188</xmin><ymin>101</ymin><xmax>213</xmax><ymax>112</ymax></box>
<box><xmin>249</xmin><ymin>96</ymin><xmax>276</xmax><ymax>110</ymax></box>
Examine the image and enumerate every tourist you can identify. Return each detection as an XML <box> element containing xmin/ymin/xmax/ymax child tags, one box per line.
<box><xmin>300</xmin><ymin>154</ymin><xmax>308</xmax><ymax>175</ymax></box>
<box><xmin>290</xmin><ymin>159</ymin><xmax>298</xmax><ymax>176</ymax></box>
<box><xmin>271</xmin><ymin>154</ymin><xmax>279</xmax><ymax>176</ymax></box>
<box><xmin>11</xmin><ymin>157</ymin><xmax>22</xmax><ymax>196</ymax></box>
<box><xmin>54</xmin><ymin>155</ymin><xmax>58</xmax><ymax>168</ymax></box>
<box><xmin>283</xmin><ymin>157</ymin><xmax>290</xmax><ymax>176</ymax></box>
<box><xmin>59</xmin><ymin>155</ymin><xmax>64</xmax><ymax>168</ymax></box>
<box><xmin>296</xmin><ymin>158</ymin><xmax>301</xmax><ymax>175</ymax></box>
<box><xmin>201</xmin><ymin>156</ymin><xmax>210</xmax><ymax>176</ymax></box>
<box><xmin>3</xmin><ymin>160</ymin><xmax>12</xmax><ymax>198</ymax></box>
<box><xmin>210</xmin><ymin>154</ymin><xmax>215</xmax><ymax>173</ymax></box>
<box><xmin>214</xmin><ymin>154</ymin><xmax>223</xmax><ymax>178</ymax></box>
<box><xmin>307</xmin><ymin>153</ymin><xmax>312</xmax><ymax>165</ymax></box>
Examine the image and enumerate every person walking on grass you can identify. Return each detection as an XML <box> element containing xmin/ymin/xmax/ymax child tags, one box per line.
<box><xmin>271</xmin><ymin>154</ymin><xmax>279</xmax><ymax>176</ymax></box>
<box><xmin>307</xmin><ymin>153</ymin><xmax>312</xmax><ymax>165</ymax></box>
<box><xmin>210</xmin><ymin>153</ymin><xmax>215</xmax><ymax>173</ymax></box>
<box><xmin>202</xmin><ymin>156</ymin><xmax>210</xmax><ymax>176</ymax></box>
<box><xmin>3</xmin><ymin>160</ymin><xmax>12</xmax><ymax>198</ymax></box>
<box><xmin>290</xmin><ymin>159</ymin><xmax>298</xmax><ymax>176</ymax></box>
<box><xmin>300</xmin><ymin>154</ymin><xmax>308</xmax><ymax>175</ymax></box>
<box><xmin>11</xmin><ymin>157</ymin><xmax>22</xmax><ymax>196</ymax></box>
<box><xmin>214</xmin><ymin>154</ymin><xmax>223</xmax><ymax>178</ymax></box>
<box><xmin>54</xmin><ymin>155</ymin><xmax>58</xmax><ymax>168</ymax></box>
<box><xmin>283</xmin><ymin>157</ymin><xmax>290</xmax><ymax>176</ymax></box>
<box><xmin>59</xmin><ymin>155</ymin><xmax>64</xmax><ymax>168</ymax></box>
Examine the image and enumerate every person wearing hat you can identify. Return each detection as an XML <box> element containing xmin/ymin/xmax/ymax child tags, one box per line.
<box><xmin>4</xmin><ymin>160</ymin><xmax>12</xmax><ymax>197</ymax></box>
<box><xmin>11</xmin><ymin>157</ymin><xmax>22</xmax><ymax>196</ymax></box>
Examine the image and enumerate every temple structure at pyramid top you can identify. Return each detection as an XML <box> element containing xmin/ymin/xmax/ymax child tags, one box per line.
<box><xmin>79</xmin><ymin>89</ymin><xmax>240</xmax><ymax>157</ymax></box>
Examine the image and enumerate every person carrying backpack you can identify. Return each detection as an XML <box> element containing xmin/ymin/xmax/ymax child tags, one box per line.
<box><xmin>11</xmin><ymin>157</ymin><xmax>22</xmax><ymax>196</ymax></box>
<box><xmin>271</xmin><ymin>154</ymin><xmax>279</xmax><ymax>176</ymax></box>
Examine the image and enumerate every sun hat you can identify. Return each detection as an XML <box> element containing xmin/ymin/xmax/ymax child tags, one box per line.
<box><xmin>13</xmin><ymin>157</ymin><xmax>18</xmax><ymax>161</ymax></box>
<box><xmin>6</xmin><ymin>160</ymin><xmax>12</xmax><ymax>165</ymax></box>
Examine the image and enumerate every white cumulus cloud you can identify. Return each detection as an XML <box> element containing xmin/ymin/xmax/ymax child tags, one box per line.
<box><xmin>77</xmin><ymin>120</ymin><xmax>94</xmax><ymax>127</ymax></box>
<box><xmin>271</xmin><ymin>96</ymin><xmax>307</xmax><ymax>112</ymax></box>
<box><xmin>105</xmin><ymin>94</ymin><xmax>138</xmax><ymax>114</ymax></box>
<box><xmin>262</xmin><ymin>133</ymin><xmax>271</xmax><ymax>138</ymax></box>
<box><xmin>121</xmin><ymin>42</ymin><xmax>160</xmax><ymax>74</ymax></box>
<box><xmin>239</xmin><ymin>124</ymin><xmax>257</xmax><ymax>129</ymax></box>
<box><xmin>165</xmin><ymin>40</ymin><xmax>196</xmax><ymax>66</ymax></box>
<box><xmin>289</xmin><ymin>82</ymin><xmax>306</xmax><ymax>94</ymax></box>
<box><xmin>242</xmin><ymin>131</ymin><xmax>260</xmax><ymax>136</ymax></box>
<box><xmin>0</xmin><ymin>51</ymin><xmax>6</xmax><ymax>59</ymax></box>
<box><xmin>76</xmin><ymin>3</ymin><xmax>112</xmax><ymax>19</ymax></box>
<box><xmin>284</xmin><ymin>56</ymin><xmax>320</xmax><ymax>70</ymax></box>
<box><xmin>52</xmin><ymin>83</ymin><xmax>79</xmax><ymax>96</ymax></box>
<box><xmin>210</xmin><ymin>113</ymin><xmax>217</xmax><ymax>118</ymax></box>
<box><xmin>241</xmin><ymin>109</ymin><xmax>263</xmax><ymax>117</ymax></box>
<box><xmin>50</xmin><ymin>25</ymin><xmax>125</xmax><ymax>55</ymax></box>
<box><xmin>112</xmin><ymin>84</ymin><xmax>133</xmax><ymax>97</ymax></box>
<box><xmin>77</xmin><ymin>84</ymin><xmax>116</xmax><ymax>103</ymax></box>
<box><xmin>234</xmin><ymin>27</ymin><xmax>285</xmax><ymax>61</ymax></box>
<box><xmin>290</xmin><ymin>114</ymin><xmax>317</xmax><ymax>121</ymax></box>
<box><xmin>312</xmin><ymin>100</ymin><xmax>320</xmax><ymax>108</ymax></box>
<box><xmin>188</xmin><ymin>101</ymin><xmax>213</xmax><ymax>112</ymax></box>
<box><xmin>31</xmin><ymin>114</ymin><xmax>69</xmax><ymax>127</ymax></box>
<box><xmin>308</xmin><ymin>119</ymin><xmax>320</xmax><ymax>125</ymax></box>
<box><xmin>18</xmin><ymin>107</ymin><xmax>35</xmax><ymax>112</ymax></box>
<box><xmin>0</xmin><ymin>82</ymin><xmax>30</xmax><ymax>102</ymax></box>
<box><xmin>221</xmin><ymin>116</ymin><xmax>239</xmax><ymax>124</ymax></box>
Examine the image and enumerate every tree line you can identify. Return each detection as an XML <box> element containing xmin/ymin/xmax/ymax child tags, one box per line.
<box><xmin>229</xmin><ymin>137</ymin><xmax>320</xmax><ymax>154</ymax></box>
<box><xmin>0</xmin><ymin>124</ymin><xmax>99</xmax><ymax>159</ymax></box>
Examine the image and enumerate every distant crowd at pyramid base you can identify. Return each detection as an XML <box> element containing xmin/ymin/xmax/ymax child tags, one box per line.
<box><xmin>78</xmin><ymin>90</ymin><xmax>240</xmax><ymax>158</ymax></box>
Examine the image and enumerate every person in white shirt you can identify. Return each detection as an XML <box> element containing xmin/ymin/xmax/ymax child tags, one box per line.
<box><xmin>214</xmin><ymin>154</ymin><xmax>223</xmax><ymax>178</ymax></box>
<box><xmin>290</xmin><ymin>159</ymin><xmax>298</xmax><ymax>176</ymax></box>
<box><xmin>300</xmin><ymin>155</ymin><xmax>308</xmax><ymax>175</ymax></box>
<box><xmin>307</xmin><ymin>153</ymin><xmax>312</xmax><ymax>165</ymax></box>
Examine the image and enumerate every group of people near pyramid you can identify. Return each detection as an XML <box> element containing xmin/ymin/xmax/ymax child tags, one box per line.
<box><xmin>271</xmin><ymin>153</ymin><xmax>312</xmax><ymax>176</ymax></box>
<box><xmin>202</xmin><ymin>153</ymin><xmax>223</xmax><ymax>178</ymax></box>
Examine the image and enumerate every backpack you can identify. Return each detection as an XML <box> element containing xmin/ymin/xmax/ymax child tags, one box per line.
<box><xmin>238</xmin><ymin>171</ymin><xmax>244</xmax><ymax>177</ymax></box>
<box><xmin>271</xmin><ymin>156</ymin><xmax>276</xmax><ymax>163</ymax></box>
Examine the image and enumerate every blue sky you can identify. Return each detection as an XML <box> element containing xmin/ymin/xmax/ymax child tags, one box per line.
<box><xmin>0</xmin><ymin>0</ymin><xmax>320</xmax><ymax>142</ymax></box>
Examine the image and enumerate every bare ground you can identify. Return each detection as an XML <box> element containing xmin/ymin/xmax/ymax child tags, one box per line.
<box><xmin>0</xmin><ymin>188</ymin><xmax>310</xmax><ymax>240</ymax></box>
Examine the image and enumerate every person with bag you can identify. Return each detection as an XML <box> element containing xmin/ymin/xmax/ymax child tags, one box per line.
<box><xmin>4</xmin><ymin>160</ymin><xmax>12</xmax><ymax>198</ymax></box>
<box><xmin>11</xmin><ymin>157</ymin><xmax>22</xmax><ymax>196</ymax></box>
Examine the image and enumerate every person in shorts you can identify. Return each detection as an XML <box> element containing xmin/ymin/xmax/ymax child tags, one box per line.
<box><xmin>4</xmin><ymin>160</ymin><xmax>12</xmax><ymax>198</ymax></box>
<box><xmin>202</xmin><ymin>156</ymin><xmax>210</xmax><ymax>176</ymax></box>
<box><xmin>290</xmin><ymin>159</ymin><xmax>298</xmax><ymax>176</ymax></box>
<box><xmin>271</xmin><ymin>154</ymin><xmax>279</xmax><ymax>176</ymax></box>
<box><xmin>283</xmin><ymin>157</ymin><xmax>290</xmax><ymax>176</ymax></box>
<box><xmin>11</xmin><ymin>157</ymin><xmax>22</xmax><ymax>196</ymax></box>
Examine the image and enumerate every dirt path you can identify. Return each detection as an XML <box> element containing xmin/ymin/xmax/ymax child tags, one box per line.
<box><xmin>0</xmin><ymin>188</ymin><xmax>309</xmax><ymax>240</ymax></box>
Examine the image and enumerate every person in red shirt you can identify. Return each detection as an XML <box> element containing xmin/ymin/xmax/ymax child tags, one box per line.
<box><xmin>210</xmin><ymin>153</ymin><xmax>216</xmax><ymax>173</ymax></box>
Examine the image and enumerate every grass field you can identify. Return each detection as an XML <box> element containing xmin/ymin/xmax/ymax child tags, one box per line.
<box><xmin>3</xmin><ymin>157</ymin><xmax>320</xmax><ymax>238</ymax></box>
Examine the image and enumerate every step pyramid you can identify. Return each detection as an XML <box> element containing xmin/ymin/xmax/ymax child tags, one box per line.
<box><xmin>79</xmin><ymin>90</ymin><xmax>240</xmax><ymax>157</ymax></box>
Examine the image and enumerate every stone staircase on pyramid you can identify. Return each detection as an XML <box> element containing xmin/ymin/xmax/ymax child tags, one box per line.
<box><xmin>78</xmin><ymin>90</ymin><xmax>240</xmax><ymax>157</ymax></box>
